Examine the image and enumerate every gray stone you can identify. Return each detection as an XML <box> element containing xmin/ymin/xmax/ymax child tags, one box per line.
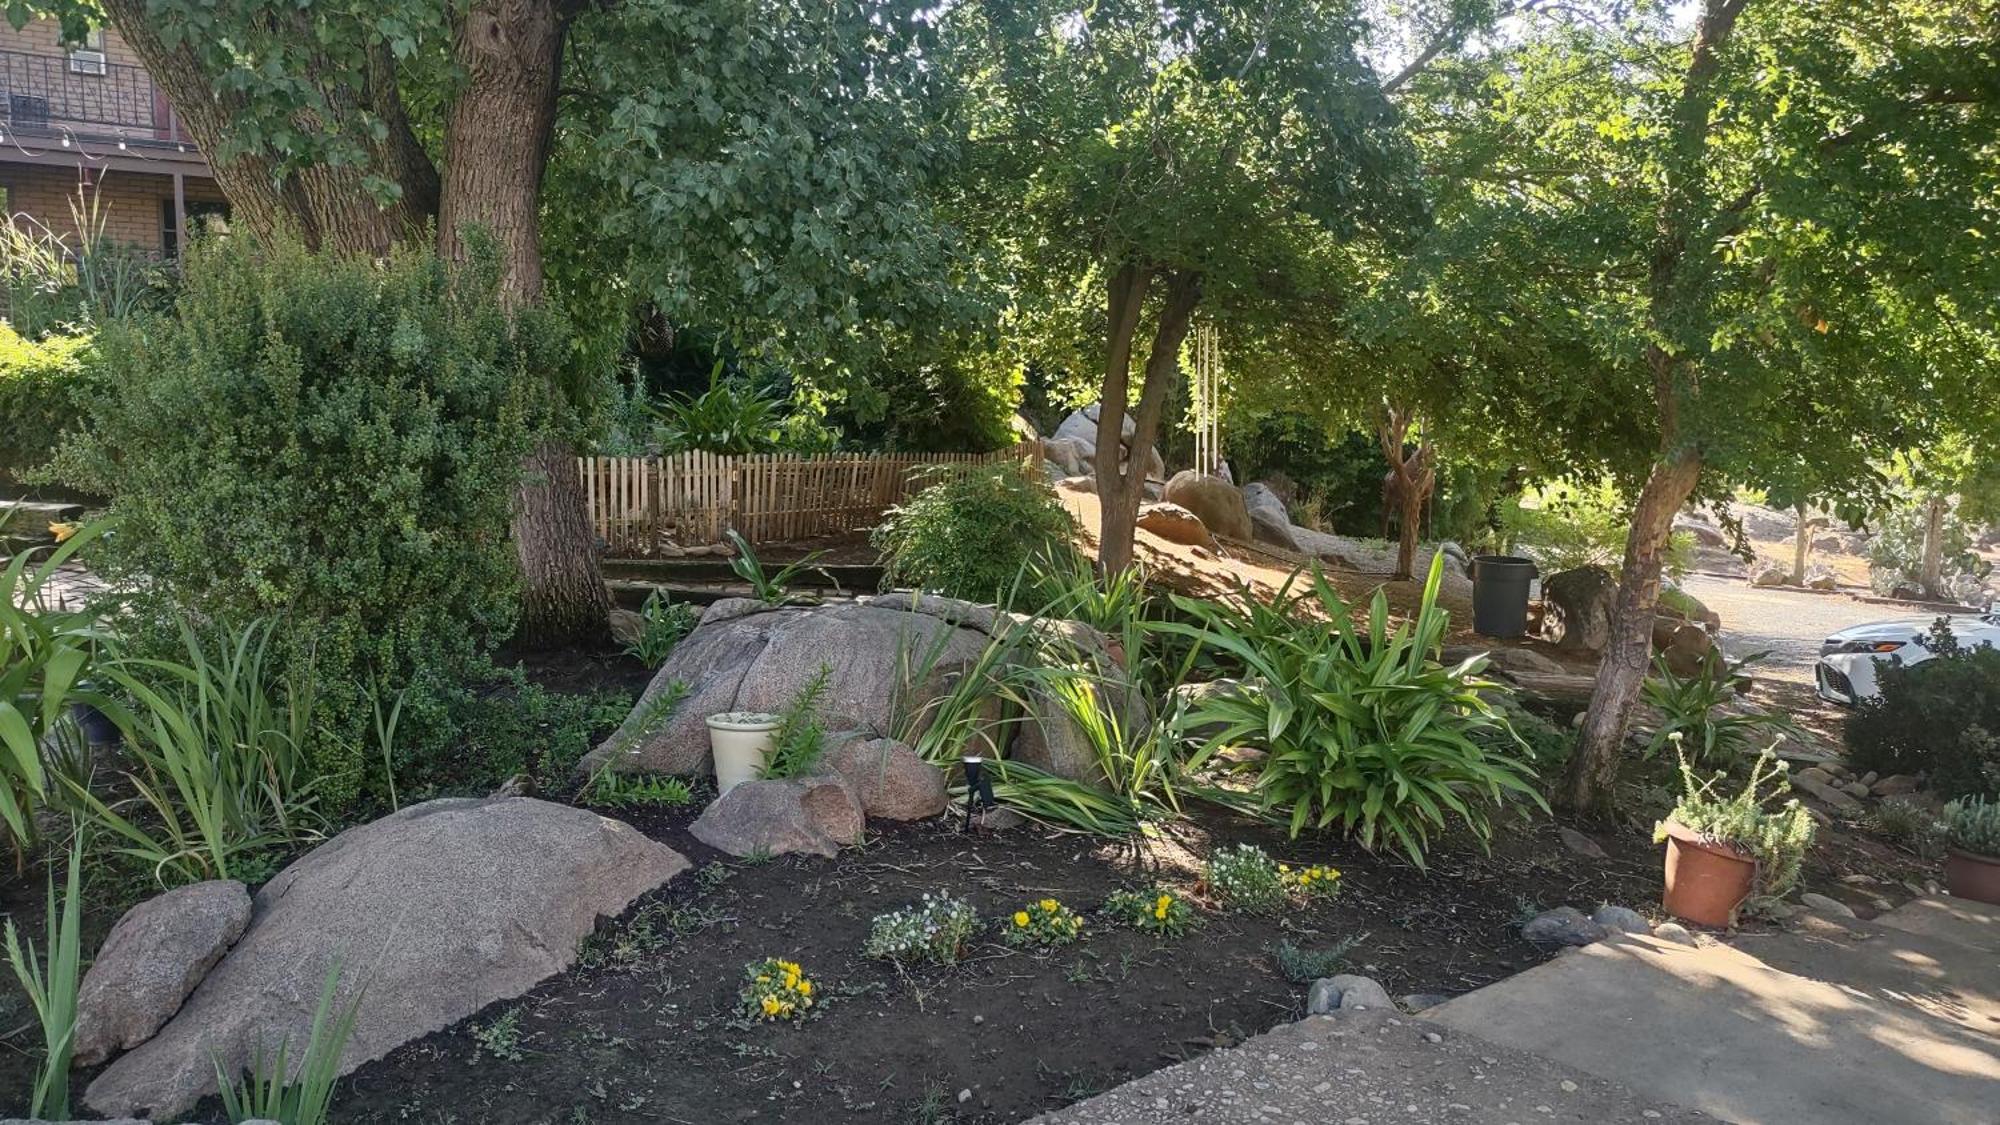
<box><xmin>689</xmin><ymin>775</ymin><xmax>864</xmax><ymax>858</ymax></box>
<box><xmin>1650</xmin><ymin>922</ymin><xmax>1696</xmax><ymax>946</ymax></box>
<box><xmin>1872</xmin><ymin>774</ymin><xmax>1921</xmax><ymax>796</ymax></box>
<box><xmin>1056</xmin><ymin>473</ymin><xmax>1096</xmax><ymax>494</ymax></box>
<box><xmin>74</xmin><ymin>880</ymin><xmax>251</xmax><ymax>1066</ymax></box>
<box><xmin>1162</xmin><ymin>470</ymin><xmax>1253</xmax><ymax>542</ymax></box>
<box><xmin>1542</xmin><ymin>566</ymin><xmax>1618</xmax><ymax>654</ymax></box>
<box><xmin>1750</xmin><ymin>563</ymin><xmax>1789</xmax><ymax>587</ymax></box>
<box><xmin>608</xmin><ymin>607</ymin><xmax>646</xmax><ymax>648</ymax></box>
<box><xmin>579</xmin><ymin>599</ymin><xmax>991</xmax><ymax>778</ymax></box>
<box><xmin>1241</xmin><ymin>482</ymin><xmax>1302</xmax><ymax>552</ymax></box>
<box><xmin>1791</xmin><ymin>772</ymin><xmax>1863</xmax><ymax>812</ymax></box>
<box><xmin>1521</xmin><ymin>906</ymin><xmax>1609</xmax><ymax>947</ymax></box>
<box><xmin>1803</xmin><ymin>564</ymin><xmax>1839</xmax><ymax>591</ymax></box>
<box><xmin>1674</xmin><ymin>519</ymin><xmax>1728</xmax><ymax>548</ymax></box>
<box><xmin>1136</xmin><ymin>501</ymin><xmax>1215</xmax><ymax>548</ymax></box>
<box><xmin>1857</xmin><ymin>770</ymin><xmax>1878</xmax><ymax>788</ymax></box>
<box><xmin>1558</xmin><ymin>826</ymin><xmax>1609</xmax><ymax>860</ymax></box>
<box><xmin>1399</xmin><ymin>992</ymin><xmax>1452</xmax><ymax>1013</ymax></box>
<box><xmin>821</xmin><ymin>735</ymin><xmax>948</xmax><ymax>821</ymax></box>
<box><xmin>84</xmin><ymin>798</ymin><xmax>687</xmax><ymax>1121</ymax></box>
<box><xmin>1591</xmin><ymin>904</ymin><xmax>1652</xmax><ymax>936</ymax></box>
<box><xmin>1306</xmin><ymin>973</ymin><xmax>1393</xmax><ymax>1014</ymax></box>
<box><xmin>1842</xmin><ymin>780</ymin><xmax>1871</xmax><ymax>800</ymax></box>
<box><xmin>1800</xmin><ymin>892</ymin><xmax>1857</xmax><ymax>919</ymax></box>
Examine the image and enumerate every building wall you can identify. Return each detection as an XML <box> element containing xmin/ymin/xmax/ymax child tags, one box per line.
<box><xmin>0</xmin><ymin>18</ymin><xmax>169</xmax><ymax>140</ymax></box>
<box><xmin>1</xmin><ymin>163</ymin><xmax>227</xmax><ymax>254</ymax></box>
<box><xmin>0</xmin><ymin>18</ymin><xmax>147</xmax><ymax>69</ymax></box>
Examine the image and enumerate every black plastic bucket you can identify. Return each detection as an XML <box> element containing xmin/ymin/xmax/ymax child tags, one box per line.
<box><xmin>1471</xmin><ymin>555</ymin><xmax>1538</xmax><ymax>638</ymax></box>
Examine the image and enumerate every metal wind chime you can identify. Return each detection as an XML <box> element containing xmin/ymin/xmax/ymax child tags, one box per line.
<box><xmin>1190</xmin><ymin>322</ymin><xmax>1224</xmax><ymax>477</ymax></box>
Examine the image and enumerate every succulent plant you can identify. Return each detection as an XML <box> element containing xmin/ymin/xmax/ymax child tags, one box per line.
<box><xmin>1944</xmin><ymin>797</ymin><xmax>2000</xmax><ymax>858</ymax></box>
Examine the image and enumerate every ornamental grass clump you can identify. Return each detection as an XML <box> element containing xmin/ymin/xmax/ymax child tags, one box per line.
<box><xmin>1205</xmin><ymin>844</ymin><xmax>1286</xmax><ymax>912</ymax></box>
<box><xmin>1655</xmin><ymin>739</ymin><xmax>1816</xmax><ymax>902</ymax></box>
<box><xmin>1102</xmin><ymin>886</ymin><xmax>1198</xmax><ymax>937</ymax></box>
<box><xmin>1003</xmin><ymin>898</ymin><xmax>1084</xmax><ymax>948</ymax></box>
<box><xmin>864</xmin><ymin>894</ymin><xmax>981</xmax><ymax>965</ymax></box>
<box><xmin>741</xmin><ymin>957</ymin><xmax>818</xmax><ymax>1022</ymax></box>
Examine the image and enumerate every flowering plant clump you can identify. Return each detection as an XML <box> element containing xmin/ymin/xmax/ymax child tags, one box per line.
<box><xmin>1205</xmin><ymin>844</ymin><xmax>1287</xmax><ymax>912</ymax></box>
<box><xmin>863</xmin><ymin>893</ymin><xmax>981</xmax><ymax>965</ymax></box>
<box><xmin>740</xmin><ymin>957</ymin><xmax>818</xmax><ymax>1022</ymax></box>
<box><xmin>1103</xmin><ymin>885</ymin><xmax>1198</xmax><ymax>937</ymax></box>
<box><xmin>1279</xmin><ymin>862</ymin><xmax>1342</xmax><ymax>902</ymax></box>
<box><xmin>1003</xmin><ymin>897</ymin><xmax>1085</xmax><ymax>948</ymax></box>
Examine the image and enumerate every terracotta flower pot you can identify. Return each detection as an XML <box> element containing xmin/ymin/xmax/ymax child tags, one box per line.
<box><xmin>1944</xmin><ymin>848</ymin><xmax>2000</xmax><ymax>906</ymax></box>
<box><xmin>1661</xmin><ymin>819</ymin><xmax>1757</xmax><ymax>928</ymax></box>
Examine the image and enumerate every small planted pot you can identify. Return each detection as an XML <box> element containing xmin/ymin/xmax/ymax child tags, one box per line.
<box><xmin>1943</xmin><ymin>848</ymin><xmax>2000</xmax><ymax>906</ymax></box>
<box><xmin>1661</xmin><ymin>819</ymin><xmax>1757</xmax><ymax>928</ymax></box>
<box><xmin>706</xmin><ymin>711</ymin><xmax>781</xmax><ymax>796</ymax></box>
<box><xmin>68</xmin><ymin>700</ymin><xmax>122</xmax><ymax>749</ymax></box>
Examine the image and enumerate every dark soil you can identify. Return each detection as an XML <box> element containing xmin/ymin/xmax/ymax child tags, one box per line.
<box><xmin>324</xmin><ymin>804</ymin><xmax>1663</xmax><ymax>1125</ymax></box>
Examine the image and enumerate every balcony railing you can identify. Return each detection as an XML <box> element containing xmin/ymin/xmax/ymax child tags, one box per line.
<box><xmin>0</xmin><ymin>48</ymin><xmax>191</xmax><ymax>147</ymax></box>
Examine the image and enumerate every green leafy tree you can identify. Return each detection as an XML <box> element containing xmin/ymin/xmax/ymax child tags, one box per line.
<box><xmin>952</xmin><ymin>0</ymin><xmax>1426</xmax><ymax>573</ymax></box>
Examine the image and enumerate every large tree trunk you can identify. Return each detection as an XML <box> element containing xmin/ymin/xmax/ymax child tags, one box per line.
<box><xmin>1095</xmin><ymin>269</ymin><xmax>1201</xmax><ymax>574</ymax></box>
<box><xmin>1563</xmin><ymin>447</ymin><xmax>1703</xmax><ymax>814</ymax></box>
<box><xmin>440</xmin><ymin>0</ymin><xmax>610</xmax><ymax>646</ymax></box>
<box><xmin>1919</xmin><ymin>494</ymin><xmax>1948</xmax><ymax>599</ymax></box>
<box><xmin>100</xmin><ymin>0</ymin><xmax>437</xmax><ymax>252</ymax></box>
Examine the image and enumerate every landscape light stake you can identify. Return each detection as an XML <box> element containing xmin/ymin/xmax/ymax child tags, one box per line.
<box><xmin>961</xmin><ymin>755</ymin><xmax>994</xmax><ymax>832</ymax></box>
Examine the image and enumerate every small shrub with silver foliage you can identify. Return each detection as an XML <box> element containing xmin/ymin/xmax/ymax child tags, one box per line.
<box><xmin>1945</xmin><ymin>796</ymin><xmax>2000</xmax><ymax>858</ymax></box>
<box><xmin>863</xmin><ymin>893</ymin><xmax>981</xmax><ymax>965</ymax></box>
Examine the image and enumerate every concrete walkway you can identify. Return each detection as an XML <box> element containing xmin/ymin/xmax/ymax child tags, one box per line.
<box><xmin>1424</xmin><ymin>897</ymin><xmax>1999</xmax><ymax>1125</ymax></box>
<box><xmin>1039</xmin><ymin>897</ymin><xmax>1997</xmax><ymax>1125</ymax></box>
<box><xmin>1032</xmin><ymin>1009</ymin><xmax>1711</xmax><ymax>1124</ymax></box>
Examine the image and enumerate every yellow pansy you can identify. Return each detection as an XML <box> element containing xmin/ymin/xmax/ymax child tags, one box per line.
<box><xmin>1040</xmin><ymin>899</ymin><xmax>1059</xmax><ymax>912</ymax></box>
<box><xmin>761</xmin><ymin>996</ymin><xmax>782</xmax><ymax>1016</ymax></box>
<box><xmin>797</xmin><ymin>979</ymin><xmax>813</xmax><ymax>997</ymax></box>
<box><xmin>1014</xmin><ymin>911</ymin><xmax>1031</xmax><ymax>927</ymax></box>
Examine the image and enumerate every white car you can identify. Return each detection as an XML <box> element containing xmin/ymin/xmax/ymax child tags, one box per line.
<box><xmin>1815</xmin><ymin>613</ymin><xmax>2000</xmax><ymax>704</ymax></box>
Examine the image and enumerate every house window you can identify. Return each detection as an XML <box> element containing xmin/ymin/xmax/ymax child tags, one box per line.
<box><xmin>161</xmin><ymin>198</ymin><xmax>229</xmax><ymax>256</ymax></box>
<box><xmin>66</xmin><ymin>29</ymin><xmax>107</xmax><ymax>76</ymax></box>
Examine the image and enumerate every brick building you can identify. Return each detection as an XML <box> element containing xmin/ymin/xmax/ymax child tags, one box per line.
<box><xmin>0</xmin><ymin>18</ymin><xmax>224</xmax><ymax>256</ymax></box>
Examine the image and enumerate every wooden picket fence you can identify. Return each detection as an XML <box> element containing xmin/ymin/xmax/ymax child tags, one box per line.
<box><xmin>578</xmin><ymin>443</ymin><xmax>1036</xmax><ymax>556</ymax></box>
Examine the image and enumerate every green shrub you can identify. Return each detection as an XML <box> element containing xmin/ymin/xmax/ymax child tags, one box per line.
<box><xmin>873</xmin><ymin>465</ymin><xmax>1078</xmax><ymax>603</ymax></box>
<box><xmin>1640</xmin><ymin>648</ymin><xmax>1799</xmax><ymax>767</ymax></box>
<box><xmin>1159</xmin><ymin>556</ymin><xmax>1546</xmax><ymax>866</ymax></box>
<box><xmin>1944</xmin><ymin>796</ymin><xmax>2000</xmax><ymax>857</ymax></box>
<box><xmin>1846</xmin><ymin>623</ymin><xmax>2000</xmax><ymax>799</ymax></box>
<box><xmin>0</xmin><ymin>324</ymin><xmax>98</xmax><ymax>485</ymax></box>
<box><xmin>56</xmin><ymin>236</ymin><xmax>546</xmax><ymax>807</ymax></box>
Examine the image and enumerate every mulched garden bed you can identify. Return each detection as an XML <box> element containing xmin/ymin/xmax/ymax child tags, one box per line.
<box><xmin>324</xmin><ymin>803</ymin><xmax>1665</xmax><ymax>1125</ymax></box>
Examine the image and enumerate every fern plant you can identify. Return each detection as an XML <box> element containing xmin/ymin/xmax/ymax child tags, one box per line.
<box><xmin>1154</xmin><ymin>554</ymin><xmax>1545</xmax><ymax>867</ymax></box>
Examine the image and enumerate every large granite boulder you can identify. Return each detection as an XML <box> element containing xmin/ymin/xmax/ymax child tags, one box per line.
<box><xmin>1137</xmin><ymin>501</ymin><xmax>1216</xmax><ymax>548</ymax></box>
<box><xmin>1651</xmin><ymin>616</ymin><xmax>1718</xmax><ymax>677</ymax></box>
<box><xmin>74</xmin><ymin>880</ymin><xmax>251</xmax><ymax>1067</ymax></box>
<box><xmin>579</xmin><ymin>598</ymin><xmax>992</xmax><ymax>778</ymax></box>
<box><xmin>1542</xmin><ymin>565</ymin><xmax>1617</xmax><ymax>654</ymax></box>
<box><xmin>691</xmin><ymin>775</ymin><xmax>866</xmax><ymax>857</ymax></box>
<box><xmin>822</xmin><ymin>734</ymin><xmax>949</xmax><ymax>820</ymax></box>
<box><xmin>1241</xmin><ymin>483</ymin><xmax>1302</xmax><ymax>552</ymax></box>
<box><xmin>84</xmin><ymin>798</ymin><xmax>687</xmax><ymax>1120</ymax></box>
<box><xmin>1162</xmin><ymin>470</ymin><xmax>1253</xmax><ymax>542</ymax></box>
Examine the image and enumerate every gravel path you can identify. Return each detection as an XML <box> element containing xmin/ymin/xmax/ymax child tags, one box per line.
<box><xmin>1678</xmin><ymin>574</ymin><xmax>1907</xmax><ymax>685</ymax></box>
<box><xmin>1031</xmin><ymin>1010</ymin><xmax>1710</xmax><ymax>1125</ymax></box>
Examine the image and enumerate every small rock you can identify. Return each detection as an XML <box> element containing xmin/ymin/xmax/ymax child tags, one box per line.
<box><xmin>1306</xmin><ymin>974</ymin><xmax>1393</xmax><ymax>1014</ymax></box>
<box><xmin>1136</xmin><ymin>501</ymin><xmax>1216</xmax><ymax>549</ymax></box>
<box><xmin>1842</xmin><ymin>781</ymin><xmax>1871</xmax><ymax>800</ymax></box>
<box><xmin>74</xmin><ymin>881</ymin><xmax>253</xmax><ymax>1066</ymax></box>
<box><xmin>1558</xmin><ymin>827</ymin><xmax>1608</xmax><ymax>860</ymax></box>
<box><xmin>1424</xmin><ymin>1031</ymin><xmax>1443</xmax><ymax>1044</ymax></box>
<box><xmin>1800</xmin><ymin>892</ymin><xmax>1857</xmax><ymax>919</ymax></box>
<box><xmin>1858</xmin><ymin>771</ymin><xmax>1878</xmax><ymax>787</ymax></box>
<box><xmin>1590</xmin><ymin>904</ymin><xmax>1652</xmax><ymax>936</ymax></box>
<box><xmin>1651</xmin><ymin>922</ymin><xmax>1696</xmax><ymax>946</ymax></box>
<box><xmin>689</xmin><ymin>776</ymin><xmax>864</xmax><ymax>858</ymax></box>
<box><xmin>1399</xmin><ymin>993</ymin><xmax>1451</xmax><ymax>1013</ymax></box>
<box><xmin>1870</xmin><ymin>897</ymin><xmax>1893</xmax><ymax>912</ymax></box>
<box><xmin>957</xmin><ymin>1089</ymin><xmax>972</xmax><ymax>1104</ymax></box>
<box><xmin>1838</xmin><ymin>873</ymin><xmax>1877</xmax><ymax>886</ymax></box>
<box><xmin>1872</xmin><ymin>774</ymin><xmax>1921</xmax><ymax>796</ymax></box>
<box><xmin>1790</xmin><ymin>773</ymin><xmax>1862</xmax><ymax>812</ymax></box>
<box><xmin>820</xmin><ymin>735</ymin><xmax>948</xmax><ymax>821</ymax></box>
<box><xmin>1521</xmin><ymin>906</ymin><xmax>1608</xmax><ymax>947</ymax></box>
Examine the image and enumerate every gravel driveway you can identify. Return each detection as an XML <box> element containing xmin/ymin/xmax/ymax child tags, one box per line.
<box><xmin>1679</xmin><ymin>574</ymin><xmax>1912</xmax><ymax>685</ymax></box>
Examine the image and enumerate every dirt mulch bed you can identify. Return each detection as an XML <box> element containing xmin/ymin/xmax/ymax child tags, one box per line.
<box><xmin>324</xmin><ymin>804</ymin><xmax>1663</xmax><ymax>1125</ymax></box>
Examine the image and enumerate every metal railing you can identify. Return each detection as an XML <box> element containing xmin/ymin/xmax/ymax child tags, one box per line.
<box><xmin>0</xmin><ymin>48</ymin><xmax>185</xmax><ymax>143</ymax></box>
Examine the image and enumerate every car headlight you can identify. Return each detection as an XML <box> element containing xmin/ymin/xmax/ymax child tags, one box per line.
<box><xmin>1822</xmin><ymin>639</ymin><xmax>1908</xmax><ymax>656</ymax></box>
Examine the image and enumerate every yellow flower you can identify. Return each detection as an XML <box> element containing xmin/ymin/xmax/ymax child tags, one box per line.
<box><xmin>1298</xmin><ymin>874</ymin><xmax>1312</xmax><ymax>885</ymax></box>
<box><xmin>1014</xmin><ymin>911</ymin><xmax>1031</xmax><ymax>927</ymax></box>
<box><xmin>797</xmin><ymin>979</ymin><xmax>813</xmax><ymax>997</ymax></box>
<box><xmin>1154</xmin><ymin>895</ymin><xmax>1171</xmax><ymax>919</ymax></box>
<box><xmin>1040</xmin><ymin>899</ymin><xmax>1059</xmax><ymax>913</ymax></box>
<box><xmin>1278</xmin><ymin>864</ymin><xmax>1291</xmax><ymax>874</ymax></box>
<box><xmin>48</xmin><ymin>521</ymin><xmax>77</xmax><ymax>543</ymax></box>
<box><xmin>761</xmin><ymin>996</ymin><xmax>781</xmax><ymax>1016</ymax></box>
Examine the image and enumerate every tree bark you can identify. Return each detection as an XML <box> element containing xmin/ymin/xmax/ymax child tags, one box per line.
<box><xmin>1562</xmin><ymin>446</ymin><xmax>1703</xmax><ymax>815</ymax></box>
<box><xmin>1919</xmin><ymin>494</ymin><xmax>1947</xmax><ymax>598</ymax></box>
<box><xmin>440</xmin><ymin>0</ymin><xmax>609</xmax><ymax>646</ymax></box>
<box><xmin>1376</xmin><ymin>406</ymin><xmax>1434</xmax><ymax>581</ymax></box>
<box><xmin>100</xmin><ymin>0</ymin><xmax>437</xmax><ymax>252</ymax></box>
<box><xmin>1791</xmin><ymin>502</ymin><xmax>1810</xmax><ymax>584</ymax></box>
<box><xmin>1096</xmin><ymin>268</ymin><xmax>1202</xmax><ymax>575</ymax></box>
